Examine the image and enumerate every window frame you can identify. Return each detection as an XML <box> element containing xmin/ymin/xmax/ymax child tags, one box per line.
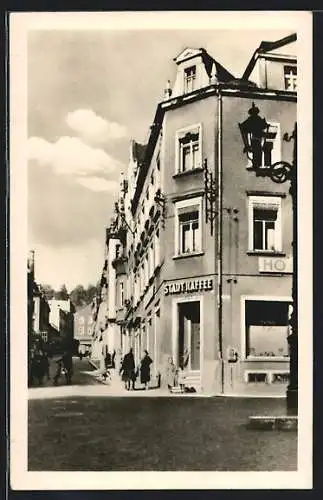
<box><xmin>184</xmin><ymin>65</ymin><xmax>197</xmax><ymax>93</ymax></box>
<box><xmin>174</xmin><ymin>196</ymin><xmax>203</xmax><ymax>257</ymax></box>
<box><xmin>283</xmin><ymin>64</ymin><xmax>297</xmax><ymax>91</ymax></box>
<box><xmin>248</xmin><ymin>195</ymin><xmax>283</xmax><ymax>253</ymax></box>
<box><xmin>175</xmin><ymin>123</ymin><xmax>202</xmax><ymax>175</ymax></box>
<box><xmin>240</xmin><ymin>295</ymin><xmax>292</xmax><ymax>362</ymax></box>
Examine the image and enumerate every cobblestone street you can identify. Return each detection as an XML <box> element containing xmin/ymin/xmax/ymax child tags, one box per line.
<box><xmin>28</xmin><ymin>358</ymin><xmax>297</xmax><ymax>471</ymax></box>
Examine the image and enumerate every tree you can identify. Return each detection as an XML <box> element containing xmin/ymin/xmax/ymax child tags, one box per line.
<box><xmin>69</xmin><ymin>284</ymin><xmax>98</xmax><ymax>311</ymax></box>
<box><xmin>55</xmin><ymin>284</ymin><xmax>69</xmax><ymax>300</ymax></box>
<box><xmin>40</xmin><ymin>284</ymin><xmax>55</xmax><ymax>301</ymax></box>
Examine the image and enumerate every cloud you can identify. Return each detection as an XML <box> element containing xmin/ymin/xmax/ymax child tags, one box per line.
<box><xmin>28</xmin><ymin>136</ymin><xmax>122</xmax><ymax>177</ymax></box>
<box><xmin>28</xmin><ymin>164</ymin><xmax>116</xmax><ymax>247</ymax></box>
<box><xmin>76</xmin><ymin>176</ymin><xmax>119</xmax><ymax>192</ymax></box>
<box><xmin>30</xmin><ymin>240</ymin><xmax>105</xmax><ymax>290</ymax></box>
<box><xmin>66</xmin><ymin>109</ymin><xmax>128</xmax><ymax>144</ymax></box>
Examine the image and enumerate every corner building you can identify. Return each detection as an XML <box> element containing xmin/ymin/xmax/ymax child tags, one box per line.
<box><xmin>108</xmin><ymin>34</ymin><xmax>297</xmax><ymax>396</ymax></box>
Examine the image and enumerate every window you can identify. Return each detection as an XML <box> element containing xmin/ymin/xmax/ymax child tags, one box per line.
<box><xmin>87</xmin><ymin>318</ymin><xmax>93</xmax><ymax>336</ymax></box>
<box><xmin>248</xmin><ymin>196</ymin><xmax>282</xmax><ymax>252</ymax></box>
<box><xmin>115</xmin><ymin>244</ymin><xmax>121</xmax><ymax>259</ymax></box>
<box><xmin>146</xmin><ymin>187</ymin><xmax>149</xmax><ymax>200</ymax></box>
<box><xmin>154</xmin><ymin>230</ymin><xmax>160</xmax><ymax>267</ymax></box>
<box><xmin>259</xmin><ymin>123</ymin><xmax>280</xmax><ymax>167</ymax></box>
<box><xmin>184</xmin><ymin>65</ymin><xmax>196</xmax><ymax>93</ymax></box>
<box><xmin>284</xmin><ymin>65</ymin><xmax>297</xmax><ymax>91</ymax></box>
<box><xmin>176</xmin><ymin>125</ymin><xmax>202</xmax><ymax>174</ymax></box>
<box><xmin>179</xmin><ymin>211</ymin><xmax>199</xmax><ymax>254</ymax></box>
<box><xmin>244</xmin><ymin>299</ymin><xmax>290</xmax><ymax>359</ymax></box>
<box><xmin>119</xmin><ymin>282</ymin><xmax>124</xmax><ymax>306</ymax></box>
<box><xmin>78</xmin><ymin>317</ymin><xmax>85</xmax><ymax>336</ymax></box>
<box><xmin>151</xmin><ymin>171</ymin><xmax>155</xmax><ymax>185</ymax></box>
<box><xmin>149</xmin><ymin>242</ymin><xmax>154</xmax><ymax>278</ymax></box>
<box><xmin>174</xmin><ymin>197</ymin><xmax>203</xmax><ymax>256</ymax></box>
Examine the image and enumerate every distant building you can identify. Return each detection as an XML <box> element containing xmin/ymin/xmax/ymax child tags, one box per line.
<box><xmin>74</xmin><ymin>303</ymin><xmax>94</xmax><ymax>354</ymax></box>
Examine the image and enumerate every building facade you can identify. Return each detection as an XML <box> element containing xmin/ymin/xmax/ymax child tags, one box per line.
<box><xmin>74</xmin><ymin>303</ymin><xmax>95</xmax><ymax>354</ymax></box>
<box><xmin>96</xmin><ymin>34</ymin><xmax>296</xmax><ymax>395</ymax></box>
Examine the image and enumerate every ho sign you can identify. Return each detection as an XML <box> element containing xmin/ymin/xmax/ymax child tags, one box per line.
<box><xmin>258</xmin><ymin>256</ymin><xmax>293</xmax><ymax>274</ymax></box>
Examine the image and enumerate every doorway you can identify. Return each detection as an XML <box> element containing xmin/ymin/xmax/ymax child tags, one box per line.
<box><xmin>177</xmin><ymin>301</ymin><xmax>200</xmax><ymax>371</ymax></box>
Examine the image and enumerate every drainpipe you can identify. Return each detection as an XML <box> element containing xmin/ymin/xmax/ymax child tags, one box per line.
<box><xmin>217</xmin><ymin>89</ymin><xmax>224</xmax><ymax>394</ymax></box>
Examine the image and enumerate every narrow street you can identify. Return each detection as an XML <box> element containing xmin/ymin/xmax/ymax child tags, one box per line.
<box><xmin>28</xmin><ymin>357</ymin><xmax>297</xmax><ymax>471</ymax></box>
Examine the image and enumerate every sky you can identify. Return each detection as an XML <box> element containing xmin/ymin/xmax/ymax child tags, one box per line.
<box><xmin>26</xmin><ymin>17</ymin><xmax>296</xmax><ymax>291</ymax></box>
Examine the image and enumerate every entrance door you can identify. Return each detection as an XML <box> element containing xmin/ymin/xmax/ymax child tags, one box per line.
<box><xmin>177</xmin><ymin>301</ymin><xmax>200</xmax><ymax>370</ymax></box>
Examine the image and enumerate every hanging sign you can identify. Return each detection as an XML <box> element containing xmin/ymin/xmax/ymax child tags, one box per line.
<box><xmin>164</xmin><ymin>278</ymin><xmax>213</xmax><ymax>295</ymax></box>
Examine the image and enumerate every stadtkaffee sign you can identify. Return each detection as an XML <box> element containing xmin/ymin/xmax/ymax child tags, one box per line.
<box><xmin>164</xmin><ymin>278</ymin><xmax>213</xmax><ymax>295</ymax></box>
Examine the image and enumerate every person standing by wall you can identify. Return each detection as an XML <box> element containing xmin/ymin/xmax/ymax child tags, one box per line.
<box><xmin>165</xmin><ymin>357</ymin><xmax>177</xmax><ymax>392</ymax></box>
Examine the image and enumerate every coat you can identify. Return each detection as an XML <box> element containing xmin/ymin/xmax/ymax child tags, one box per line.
<box><xmin>140</xmin><ymin>355</ymin><xmax>153</xmax><ymax>384</ymax></box>
<box><xmin>121</xmin><ymin>352</ymin><xmax>136</xmax><ymax>381</ymax></box>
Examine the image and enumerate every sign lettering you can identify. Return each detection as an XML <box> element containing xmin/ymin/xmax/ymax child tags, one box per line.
<box><xmin>164</xmin><ymin>278</ymin><xmax>213</xmax><ymax>295</ymax></box>
<box><xmin>258</xmin><ymin>257</ymin><xmax>293</xmax><ymax>274</ymax></box>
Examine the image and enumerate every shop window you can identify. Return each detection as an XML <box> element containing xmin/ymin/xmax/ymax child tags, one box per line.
<box><xmin>184</xmin><ymin>65</ymin><xmax>196</xmax><ymax>93</ymax></box>
<box><xmin>248</xmin><ymin>196</ymin><xmax>282</xmax><ymax>252</ymax></box>
<box><xmin>176</xmin><ymin>125</ymin><xmax>202</xmax><ymax>174</ymax></box>
<box><xmin>177</xmin><ymin>301</ymin><xmax>200</xmax><ymax>371</ymax></box>
<box><xmin>175</xmin><ymin>197</ymin><xmax>202</xmax><ymax>256</ymax></box>
<box><xmin>284</xmin><ymin>65</ymin><xmax>297</xmax><ymax>91</ymax></box>
<box><xmin>246</xmin><ymin>372</ymin><xmax>268</xmax><ymax>383</ymax></box>
<box><xmin>244</xmin><ymin>299</ymin><xmax>290</xmax><ymax>359</ymax></box>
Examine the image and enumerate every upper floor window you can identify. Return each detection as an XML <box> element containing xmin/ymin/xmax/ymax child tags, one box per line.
<box><xmin>174</xmin><ymin>197</ymin><xmax>203</xmax><ymax>256</ymax></box>
<box><xmin>284</xmin><ymin>65</ymin><xmax>297</xmax><ymax>91</ymax></box>
<box><xmin>176</xmin><ymin>124</ymin><xmax>202</xmax><ymax>174</ymax></box>
<box><xmin>184</xmin><ymin>65</ymin><xmax>196</xmax><ymax>93</ymax></box>
<box><xmin>248</xmin><ymin>196</ymin><xmax>282</xmax><ymax>253</ymax></box>
<box><xmin>252</xmin><ymin>123</ymin><xmax>280</xmax><ymax>168</ymax></box>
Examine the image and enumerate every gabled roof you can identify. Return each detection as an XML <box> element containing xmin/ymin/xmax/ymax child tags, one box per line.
<box><xmin>174</xmin><ymin>46</ymin><xmax>235</xmax><ymax>82</ymax></box>
<box><xmin>242</xmin><ymin>33</ymin><xmax>297</xmax><ymax>80</ymax></box>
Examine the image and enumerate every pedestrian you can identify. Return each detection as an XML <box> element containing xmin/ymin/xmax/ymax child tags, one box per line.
<box><xmin>43</xmin><ymin>350</ymin><xmax>50</xmax><ymax>381</ymax></box>
<box><xmin>62</xmin><ymin>350</ymin><xmax>73</xmax><ymax>385</ymax></box>
<box><xmin>120</xmin><ymin>347</ymin><xmax>136</xmax><ymax>390</ymax></box>
<box><xmin>178</xmin><ymin>347</ymin><xmax>190</xmax><ymax>393</ymax></box>
<box><xmin>140</xmin><ymin>350</ymin><xmax>153</xmax><ymax>390</ymax></box>
<box><xmin>165</xmin><ymin>356</ymin><xmax>176</xmax><ymax>392</ymax></box>
<box><xmin>53</xmin><ymin>356</ymin><xmax>63</xmax><ymax>385</ymax></box>
<box><xmin>114</xmin><ymin>348</ymin><xmax>122</xmax><ymax>373</ymax></box>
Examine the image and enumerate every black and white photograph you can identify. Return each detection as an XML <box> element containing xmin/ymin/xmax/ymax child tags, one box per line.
<box><xmin>10</xmin><ymin>11</ymin><xmax>312</xmax><ymax>490</ymax></box>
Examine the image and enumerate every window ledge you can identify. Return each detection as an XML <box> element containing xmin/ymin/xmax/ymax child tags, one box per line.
<box><xmin>247</xmin><ymin>251</ymin><xmax>286</xmax><ymax>257</ymax></box>
<box><xmin>173</xmin><ymin>251</ymin><xmax>204</xmax><ymax>260</ymax></box>
<box><xmin>242</xmin><ymin>357</ymin><xmax>290</xmax><ymax>362</ymax></box>
<box><xmin>173</xmin><ymin>167</ymin><xmax>204</xmax><ymax>179</ymax></box>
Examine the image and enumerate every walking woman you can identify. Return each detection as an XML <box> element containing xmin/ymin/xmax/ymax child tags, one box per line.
<box><xmin>140</xmin><ymin>350</ymin><xmax>153</xmax><ymax>390</ymax></box>
<box><xmin>120</xmin><ymin>348</ymin><xmax>136</xmax><ymax>390</ymax></box>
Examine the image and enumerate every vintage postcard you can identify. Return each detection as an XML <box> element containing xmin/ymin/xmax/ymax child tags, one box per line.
<box><xmin>9</xmin><ymin>11</ymin><xmax>312</xmax><ymax>490</ymax></box>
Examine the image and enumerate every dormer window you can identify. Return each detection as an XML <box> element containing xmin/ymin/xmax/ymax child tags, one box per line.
<box><xmin>284</xmin><ymin>65</ymin><xmax>297</xmax><ymax>91</ymax></box>
<box><xmin>184</xmin><ymin>65</ymin><xmax>196</xmax><ymax>93</ymax></box>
